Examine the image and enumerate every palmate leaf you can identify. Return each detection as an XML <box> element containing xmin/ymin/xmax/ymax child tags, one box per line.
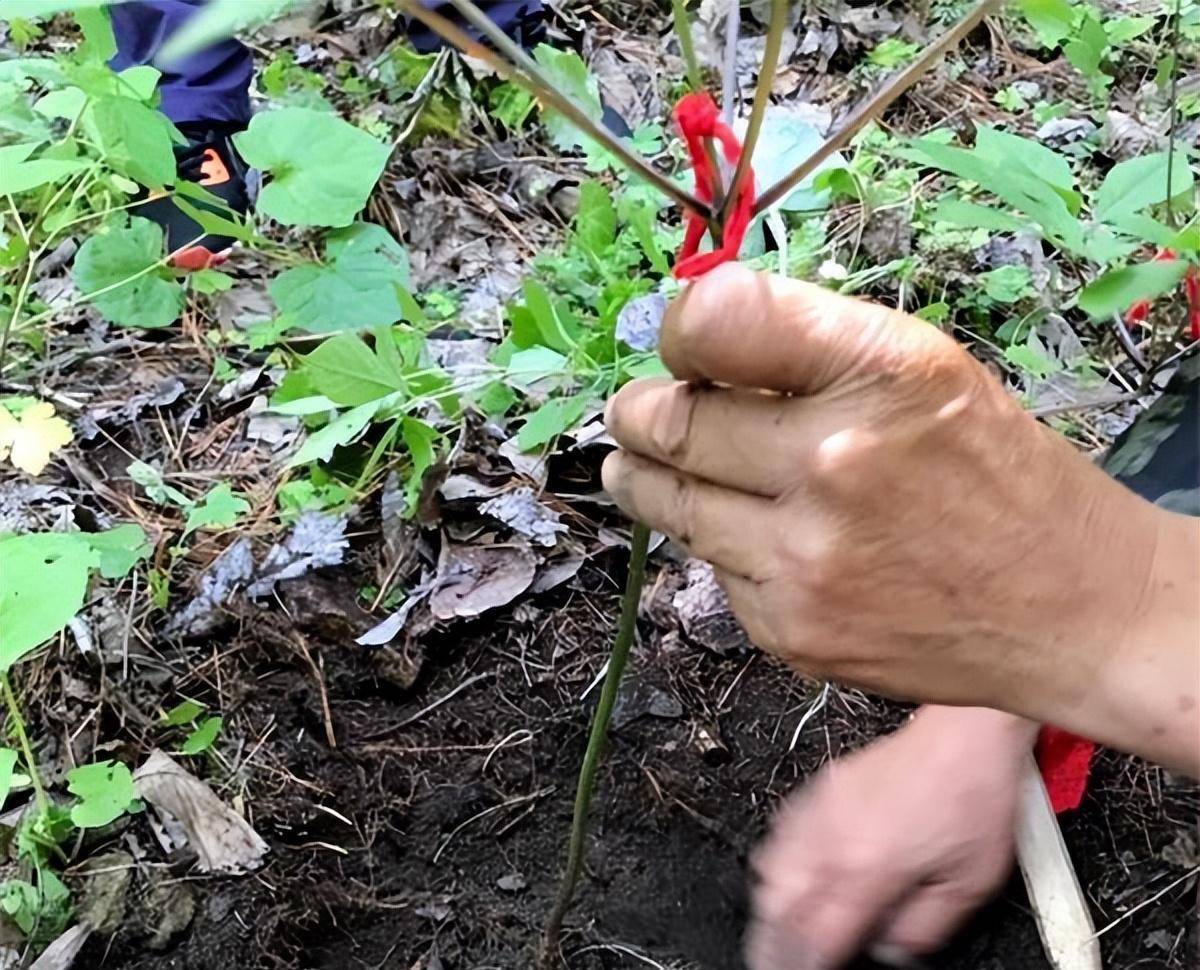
<box><xmin>72</xmin><ymin>217</ymin><xmax>185</xmax><ymax>329</ymax></box>
<box><xmin>299</xmin><ymin>334</ymin><xmax>408</xmax><ymax>406</ymax></box>
<box><xmin>270</xmin><ymin>224</ymin><xmax>411</xmax><ymax>332</ymax></box>
<box><xmin>234</xmin><ymin>109</ymin><xmax>390</xmax><ymax>228</ymax></box>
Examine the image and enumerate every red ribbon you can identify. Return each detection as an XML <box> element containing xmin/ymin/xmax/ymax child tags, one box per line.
<box><xmin>1037</xmin><ymin>727</ymin><xmax>1095</xmax><ymax>814</ymax></box>
<box><xmin>1125</xmin><ymin>248</ymin><xmax>1200</xmax><ymax>341</ymax></box>
<box><xmin>673</xmin><ymin>92</ymin><xmax>757</xmax><ymax>279</ymax></box>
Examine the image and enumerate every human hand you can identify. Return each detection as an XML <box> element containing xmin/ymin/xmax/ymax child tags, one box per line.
<box><xmin>747</xmin><ymin>707</ymin><xmax>1037</xmax><ymax>970</ymax></box>
<box><xmin>602</xmin><ymin>266</ymin><xmax>1199</xmax><ymax>765</ymax></box>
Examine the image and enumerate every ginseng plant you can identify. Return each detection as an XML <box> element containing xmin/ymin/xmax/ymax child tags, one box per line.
<box><xmin>398</xmin><ymin>0</ymin><xmax>1001</xmax><ymax>963</ymax></box>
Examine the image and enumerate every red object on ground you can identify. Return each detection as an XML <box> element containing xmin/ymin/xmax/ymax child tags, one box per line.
<box><xmin>1037</xmin><ymin>727</ymin><xmax>1096</xmax><ymax>814</ymax></box>
<box><xmin>673</xmin><ymin>92</ymin><xmax>757</xmax><ymax>279</ymax></box>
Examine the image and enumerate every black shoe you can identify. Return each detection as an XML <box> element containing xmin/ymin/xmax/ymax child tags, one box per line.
<box><xmin>403</xmin><ymin>1</ymin><xmax>547</xmax><ymax>54</ymax></box>
<box><xmin>136</xmin><ymin>123</ymin><xmax>249</xmax><ymax>271</ymax></box>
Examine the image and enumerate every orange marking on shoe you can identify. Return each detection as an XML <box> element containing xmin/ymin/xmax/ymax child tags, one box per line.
<box><xmin>198</xmin><ymin>148</ymin><xmax>230</xmax><ymax>186</ymax></box>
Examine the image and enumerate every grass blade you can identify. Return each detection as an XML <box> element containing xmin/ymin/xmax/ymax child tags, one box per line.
<box><xmin>754</xmin><ymin>0</ymin><xmax>1001</xmax><ymax>215</ymax></box>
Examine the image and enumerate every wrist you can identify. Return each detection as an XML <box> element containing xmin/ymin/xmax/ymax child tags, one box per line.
<box><xmin>910</xmin><ymin>706</ymin><xmax>1040</xmax><ymax>761</ymax></box>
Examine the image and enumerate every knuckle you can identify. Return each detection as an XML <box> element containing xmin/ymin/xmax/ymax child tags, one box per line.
<box><xmin>811</xmin><ymin>427</ymin><xmax>878</xmax><ymax>490</ymax></box>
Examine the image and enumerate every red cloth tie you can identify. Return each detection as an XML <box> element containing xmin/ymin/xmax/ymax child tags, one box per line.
<box><xmin>673</xmin><ymin>92</ymin><xmax>757</xmax><ymax>279</ymax></box>
<box><xmin>1037</xmin><ymin>727</ymin><xmax>1096</xmax><ymax>814</ymax></box>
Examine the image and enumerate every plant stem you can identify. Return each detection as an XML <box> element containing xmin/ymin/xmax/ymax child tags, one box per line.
<box><xmin>719</xmin><ymin>0</ymin><xmax>787</xmax><ymax>227</ymax></box>
<box><xmin>540</xmin><ymin>521</ymin><xmax>651</xmax><ymax>967</ymax></box>
<box><xmin>670</xmin><ymin>0</ymin><xmax>704</xmax><ymax>92</ymax></box>
<box><xmin>754</xmin><ymin>0</ymin><xmax>1000</xmax><ymax>215</ymax></box>
<box><xmin>402</xmin><ymin>0</ymin><xmax>712</xmax><ymax>220</ymax></box>
<box><xmin>1</xmin><ymin>672</ymin><xmax>49</xmax><ymax>815</ymax></box>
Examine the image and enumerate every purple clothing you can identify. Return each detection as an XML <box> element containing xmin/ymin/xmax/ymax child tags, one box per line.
<box><xmin>110</xmin><ymin>0</ymin><xmax>253</xmax><ymax>125</ymax></box>
<box><xmin>111</xmin><ymin>1</ymin><xmax>546</xmax><ymax>126</ymax></box>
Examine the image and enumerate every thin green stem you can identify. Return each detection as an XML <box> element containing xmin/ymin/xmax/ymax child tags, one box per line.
<box><xmin>540</xmin><ymin>521</ymin><xmax>652</xmax><ymax>967</ymax></box>
<box><xmin>1</xmin><ymin>672</ymin><xmax>49</xmax><ymax>815</ymax></box>
<box><xmin>754</xmin><ymin>0</ymin><xmax>1000</xmax><ymax>215</ymax></box>
<box><xmin>1163</xmin><ymin>0</ymin><xmax>1182</xmax><ymax>230</ymax></box>
<box><xmin>719</xmin><ymin>0</ymin><xmax>787</xmax><ymax>227</ymax></box>
<box><xmin>670</xmin><ymin>0</ymin><xmax>704</xmax><ymax>92</ymax></box>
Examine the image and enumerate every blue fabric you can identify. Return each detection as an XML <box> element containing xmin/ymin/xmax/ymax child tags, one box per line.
<box><xmin>111</xmin><ymin>0</ymin><xmax>546</xmax><ymax>126</ymax></box>
<box><xmin>110</xmin><ymin>0</ymin><xmax>253</xmax><ymax>124</ymax></box>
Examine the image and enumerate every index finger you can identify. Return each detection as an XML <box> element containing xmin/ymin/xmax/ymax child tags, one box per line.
<box><xmin>662</xmin><ymin>264</ymin><xmax>947</xmax><ymax>395</ymax></box>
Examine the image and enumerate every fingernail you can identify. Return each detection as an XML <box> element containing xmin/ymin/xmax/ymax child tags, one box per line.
<box><xmin>868</xmin><ymin>943</ymin><xmax>923</xmax><ymax>968</ymax></box>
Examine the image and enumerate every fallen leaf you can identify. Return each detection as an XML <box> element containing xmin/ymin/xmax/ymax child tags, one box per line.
<box><xmin>245</xmin><ymin>512</ymin><xmax>349</xmax><ymax>599</ymax></box>
<box><xmin>673</xmin><ymin>559</ymin><xmax>750</xmax><ymax>655</ymax></box>
<box><xmin>27</xmin><ymin>925</ymin><xmax>89</xmax><ymax>970</ymax></box>
<box><xmin>134</xmin><ymin>750</ymin><xmax>268</xmax><ymax>874</ymax></box>
<box><xmin>479</xmin><ymin>488</ymin><xmax>566</xmax><ymax>548</ymax></box>
<box><xmin>0</xmin><ymin>401</ymin><xmax>72</xmax><ymax>475</ymax></box>
<box><xmin>429</xmin><ymin>542</ymin><xmax>538</xmax><ymax>619</ymax></box>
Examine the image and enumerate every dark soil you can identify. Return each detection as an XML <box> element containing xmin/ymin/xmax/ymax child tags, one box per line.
<box><xmin>68</xmin><ymin>552</ymin><xmax>1199</xmax><ymax>970</ymax></box>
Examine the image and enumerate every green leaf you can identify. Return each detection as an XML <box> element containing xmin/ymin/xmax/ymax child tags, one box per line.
<box><xmin>750</xmin><ymin>109</ymin><xmax>842</xmax><ymax>212</ymax></box>
<box><xmin>1018</xmin><ymin>0</ymin><xmax>1076</xmax><ymax>47</ymax></box>
<box><xmin>0</xmin><ymin>143</ymin><xmax>88</xmax><ymax>195</ymax></box>
<box><xmin>180</xmin><ymin>716</ymin><xmax>223</xmax><ymax>756</ymax></box>
<box><xmin>981</xmin><ymin>265</ymin><xmax>1034</xmax><ymax>304</ymax></box>
<box><xmin>89</xmin><ymin>96</ymin><xmax>177</xmax><ymax>188</ymax></box>
<box><xmin>163</xmin><ymin>699</ymin><xmax>205</xmax><ymax>726</ymax></box>
<box><xmin>1004</xmin><ymin>340</ymin><xmax>1063</xmax><ymax>380</ymax></box>
<box><xmin>574</xmin><ymin>181</ymin><xmax>617</xmax><ymax>259</ymax></box>
<box><xmin>1063</xmin><ymin>9</ymin><xmax>1109</xmax><ymax>76</ymax></box>
<box><xmin>400</xmin><ymin>418</ymin><xmax>439</xmax><ymax>514</ymax></box>
<box><xmin>0</xmin><ymin>533</ymin><xmax>96</xmax><ymax>672</ymax></box>
<box><xmin>233</xmin><ymin>108</ymin><xmax>389</xmax><ymax>227</ymax></box>
<box><xmin>183</xmin><ymin>483</ymin><xmax>250</xmax><ymax>534</ymax></box>
<box><xmin>127</xmin><ymin>459</ymin><xmax>191</xmax><ymax>506</ymax></box>
<box><xmin>521</xmin><ymin>279</ymin><xmax>575</xmax><ymax>352</ymax></box>
<box><xmin>932</xmin><ymin>199</ymin><xmax>1033</xmax><ymax>233</ymax></box>
<box><xmin>72</xmin><ymin>217</ymin><xmax>184</xmax><ymax>329</ymax></box>
<box><xmin>1078</xmin><ymin>260</ymin><xmax>1190</xmax><ymax>319</ymax></box>
<box><xmin>1094</xmin><ymin>151</ymin><xmax>1196</xmax><ymax>224</ymax></box>
<box><xmin>975</xmin><ymin>126</ymin><xmax>1075</xmax><ymax>195</ymax></box>
<box><xmin>0</xmin><ymin>0</ymin><xmax>115</xmax><ymax>16</ymax></box>
<box><xmin>86</xmin><ymin>524</ymin><xmax>152</xmax><ymax>579</ymax></box>
<box><xmin>270</xmin><ymin>224</ymin><xmax>410</xmax><ymax>332</ymax></box>
<box><xmin>518</xmin><ymin>394</ymin><xmax>591</xmax><ymax>451</ymax></box>
<box><xmin>191</xmin><ymin>268</ymin><xmax>235</xmax><ymax>295</ymax></box>
<box><xmin>0</xmin><ymin>749</ymin><xmax>18</xmax><ymax>811</ymax></box>
<box><xmin>67</xmin><ymin>760</ymin><xmax>137</xmax><ymax>828</ymax></box>
<box><xmin>287</xmin><ymin>393</ymin><xmax>399</xmax><ymax>468</ymax></box>
<box><xmin>532</xmin><ymin>45</ymin><xmax>603</xmax><ymax>152</ymax></box>
<box><xmin>301</xmin><ymin>333</ymin><xmax>407</xmax><ymax>406</ymax></box>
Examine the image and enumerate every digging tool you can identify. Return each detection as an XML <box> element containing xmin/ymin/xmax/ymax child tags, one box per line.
<box><xmin>1014</xmin><ymin>753</ymin><xmax>1104</xmax><ymax>970</ymax></box>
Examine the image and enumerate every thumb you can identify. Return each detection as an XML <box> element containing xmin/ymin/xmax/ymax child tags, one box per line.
<box><xmin>661</xmin><ymin>265</ymin><xmax>948</xmax><ymax>396</ymax></box>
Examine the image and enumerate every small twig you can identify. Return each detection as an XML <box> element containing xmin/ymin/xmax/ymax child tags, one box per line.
<box><xmin>720</xmin><ymin>0</ymin><xmax>787</xmax><ymax>227</ymax></box>
<box><xmin>401</xmin><ymin>0</ymin><xmax>711</xmax><ymax>220</ymax></box>
<box><xmin>540</xmin><ymin>522</ymin><xmax>651</xmax><ymax>967</ymax></box>
<box><xmin>1091</xmin><ymin>866</ymin><xmax>1200</xmax><ymax>938</ymax></box>
<box><xmin>390</xmin><ymin>671</ymin><xmax>492</xmax><ymax>733</ymax></box>
<box><xmin>754</xmin><ymin>0</ymin><xmax>1001</xmax><ymax>215</ymax></box>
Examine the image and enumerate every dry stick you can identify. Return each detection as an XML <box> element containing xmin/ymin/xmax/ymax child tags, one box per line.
<box><xmin>540</xmin><ymin>522</ymin><xmax>651</xmax><ymax>967</ymax></box>
<box><xmin>402</xmin><ymin>0</ymin><xmax>711</xmax><ymax>221</ymax></box>
<box><xmin>754</xmin><ymin>0</ymin><xmax>1001</xmax><ymax>216</ymax></box>
<box><xmin>718</xmin><ymin>0</ymin><xmax>788</xmax><ymax>228</ymax></box>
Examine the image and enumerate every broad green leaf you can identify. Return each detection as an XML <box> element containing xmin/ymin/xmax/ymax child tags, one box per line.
<box><xmin>521</xmin><ymin>279</ymin><xmax>575</xmax><ymax>352</ymax></box>
<box><xmin>271</xmin><ymin>224</ymin><xmax>410</xmax><ymax>332</ymax></box>
<box><xmin>1005</xmin><ymin>340</ymin><xmax>1063</xmax><ymax>380</ymax></box>
<box><xmin>518</xmin><ymin>394</ymin><xmax>591</xmax><ymax>452</ymax></box>
<box><xmin>0</xmin><ymin>533</ymin><xmax>96</xmax><ymax>672</ymax></box>
<box><xmin>287</xmin><ymin>393</ymin><xmax>399</xmax><ymax>467</ymax></box>
<box><xmin>400</xmin><ymin>418</ymin><xmax>439</xmax><ymax>514</ymax></box>
<box><xmin>233</xmin><ymin>108</ymin><xmax>389</xmax><ymax>228</ymax></box>
<box><xmin>981</xmin><ymin>265</ymin><xmax>1033</xmax><ymax>304</ymax></box>
<box><xmin>89</xmin><ymin>96</ymin><xmax>177</xmax><ymax>189</ymax></box>
<box><xmin>159</xmin><ymin>0</ymin><xmax>303</xmax><ymax>62</ymax></box>
<box><xmin>532</xmin><ymin>45</ymin><xmax>603</xmax><ymax>152</ymax></box>
<box><xmin>0</xmin><ymin>143</ymin><xmax>88</xmax><ymax>195</ymax></box>
<box><xmin>67</xmin><ymin>760</ymin><xmax>138</xmax><ymax>828</ymax></box>
<box><xmin>574</xmin><ymin>181</ymin><xmax>617</xmax><ymax>258</ymax></box>
<box><xmin>1063</xmin><ymin>9</ymin><xmax>1109</xmax><ymax>76</ymax></box>
<box><xmin>0</xmin><ymin>882</ymin><xmax>39</xmax><ymax>935</ymax></box>
<box><xmin>73</xmin><ymin>217</ymin><xmax>184</xmax><ymax>329</ymax></box>
<box><xmin>1078</xmin><ymin>260</ymin><xmax>1190</xmax><ymax>319</ymax></box>
<box><xmin>506</xmin><ymin>346</ymin><xmax>569</xmax><ymax>385</ymax></box>
<box><xmin>86</xmin><ymin>524</ymin><xmax>152</xmax><ymax>579</ymax></box>
<box><xmin>163</xmin><ymin>699</ymin><xmax>205</xmax><ymax>726</ymax></box>
<box><xmin>975</xmin><ymin>126</ymin><xmax>1075</xmax><ymax>195</ymax></box>
<box><xmin>1018</xmin><ymin>0</ymin><xmax>1075</xmax><ymax>47</ymax></box>
<box><xmin>301</xmin><ymin>334</ymin><xmax>407</xmax><ymax>406</ymax></box>
<box><xmin>0</xmin><ymin>0</ymin><xmax>117</xmax><ymax>18</ymax></box>
<box><xmin>1094</xmin><ymin>151</ymin><xmax>1195</xmax><ymax>224</ymax></box>
<box><xmin>180</xmin><ymin>716</ymin><xmax>223</xmax><ymax>755</ymax></box>
<box><xmin>932</xmin><ymin>199</ymin><xmax>1033</xmax><ymax>233</ymax></box>
<box><xmin>0</xmin><ymin>84</ymin><xmax>54</xmax><ymax>140</ymax></box>
<box><xmin>0</xmin><ymin>749</ymin><xmax>16</xmax><ymax>811</ymax></box>
<box><xmin>750</xmin><ymin>109</ymin><xmax>843</xmax><ymax>212</ymax></box>
<box><xmin>184</xmin><ymin>483</ymin><xmax>249</xmax><ymax>534</ymax></box>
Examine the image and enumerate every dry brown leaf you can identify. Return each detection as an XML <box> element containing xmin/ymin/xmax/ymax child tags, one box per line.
<box><xmin>429</xmin><ymin>543</ymin><xmax>538</xmax><ymax>619</ymax></box>
<box><xmin>134</xmin><ymin>751</ymin><xmax>268</xmax><ymax>874</ymax></box>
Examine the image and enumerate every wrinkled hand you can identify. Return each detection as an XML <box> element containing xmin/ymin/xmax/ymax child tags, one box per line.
<box><xmin>602</xmin><ymin>265</ymin><xmax>1167</xmax><ymax>720</ymax></box>
<box><xmin>747</xmin><ymin>707</ymin><xmax>1035</xmax><ymax>970</ymax></box>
